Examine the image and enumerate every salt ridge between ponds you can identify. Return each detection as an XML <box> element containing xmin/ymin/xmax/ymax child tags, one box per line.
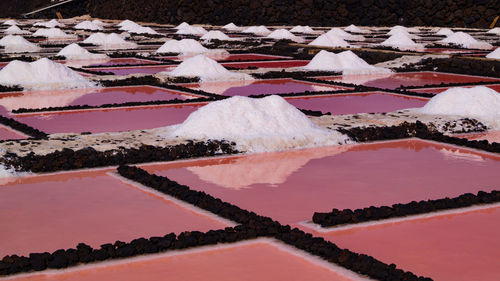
<box><xmin>0</xmin><ymin>58</ymin><xmax>98</xmax><ymax>90</ymax></box>
<box><xmin>165</xmin><ymin>54</ymin><xmax>253</xmax><ymax>82</ymax></box>
<box><xmin>309</xmin><ymin>33</ymin><xmax>351</xmax><ymax>47</ymax></box>
<box><xmin>57</xmin><ymin>43</ymin><xmax>109</xmax><ymax>60</ymax></box>
<box><xmin>439</xmin><ymin>32</ymin><xmax>493</xmax><ymax>49</ymax></box>
<box><xmin>75</xmin><ymin>21</ymin><xmax>103</xmax><ymax>31</ymax></box>
<box><xmin>486</xmin><ymin>48</ymin><xmax>500</xmax><ymax>59</ymax></box>
<box><xmin>160</xmin><ymin>95</ymin><xmax>352</xmax><ymax>153</ymax></box>
<box><xmin>267</xmin><ymin>29</ymin><xmax>304</xmax><ymax>42</ymax></box>
<box><xmin>303</xmin><ymin>50</ymin><xmax>391</xmax><ymax>75</ymax></box>
<box><xmin>33</xmin><ymin>28</ymin><xmax>76</xmax><ymax>39</ymax></box>
<box><xmin>83</xmin><ymin>32</ymin><xmax>138</xmax><ymax>50</ymax></box>
<box><xmin>0</xmin><ymin>35</ymin><xmax>40</xmax><ymax>53</ymax></box>
<box><xmin>416</xmin><ymin>86</ymin><xmax>500</xmax><ymax>129</ymax></box>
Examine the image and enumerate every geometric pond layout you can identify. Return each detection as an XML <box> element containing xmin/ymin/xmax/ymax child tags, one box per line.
<box><xmin>1</xmin><ymin>14</ymin><xmax>499</xmax><ymax>281</ymax></box>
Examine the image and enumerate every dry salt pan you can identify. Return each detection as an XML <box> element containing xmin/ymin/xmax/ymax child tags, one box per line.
<box><xmin>486</xmin><ymin>48</ymin><xmax>500</xmax><ymax>59</ymax></box>
<box><xmin>303</xmin><ymin>50</ymin><xmax>392</xmax><ymax>75</ymax></box>
<box><xmin>4</xmin><ymin>25</ymin><xmax>30</xmax><ymax>35</ymax></box>
<box><xmin>416</xmin><ymin>86</ymin><xmax>500</xmax><ymax>129</ymax></box>
<box><xmin>436</xmin><ymin>28</ymin><xmax>454</xmax><ymax>36</ymax></box>
<box><xmin>34</xmin><ymin>19</ymin><xmax>62</xmax><ymax>28</ymax></box>
<box><xmin>0</xmin><ymin>58</ymin><xmax>98</xmax><ymax>90</ymax></box>
<box><xmin>57</xmin><ymin>43</ymin><xmax>109</xmax><ymax>60</ymax></box>
<box><xmin>222</xmin><ymin>23</ymin><xmax>240</xmax><ymax>31</ymax></box>
<box><xmin>75</xmin><ymin>20</ymin><xmax>103</xmax><ymax>31</ymax></box>
<box><xmin>380</xmin><ymin>32</ymin><xmax>424</xmax><ymax>50</ymax></box>
<box><xmin>165</xmin><ymin>54</ymin><xmax>253</xmax><ymax>82</ymax></box>
<box><xmin>242</xmin><ymin>26</ymin><xmax>271</xmax><ymax>36</ymax></box>
<box><xmin>344</xmin><ymin>24</ymin><xmax>370</xmax><ymax>34</ymax></box>
<box><xmin>0</xmin><ymin>35</ymin><xmax>40</xmax><ymax>53</ymax></box>
<box><xmin>439</xmin><ymin>32</ymin><xmax>492</xmax><ymax>49</ymax></box>
<box><xmin>159</xmin><ymin>95</ymin><xmax>352</xmax><ymax>153</ymax></box>
<box><xmin>308</xmin><ymin>33</ymin><xmax>351</xmax><ymax>47</ymax></box>
<box><xmin>83</xmin><ymin>32</ymin><xmax>137</xmax><ymax>49</ymax></box>
<box><xmin>326</xmin><ymin>28</ymin><xmax>365</xmax><ymax>41</ymax></box>
<box><xmin>290</xmin><ymin>25</ymin><xmax>315</xmax><ymax>33</ymax></box>
<box><xmin>32</xmin><ymin>28</ymin><xmax>76</xmax><ymax>39</ymax></box>
<box><xmin>201</xmin><ymin>30</ymin><xmax>232</xmax><ymax>41</ymax></box>
<box><xmin>266</xmin><ymin>29</ymin><xmax>304</xmax><ymax>42</ymax></box>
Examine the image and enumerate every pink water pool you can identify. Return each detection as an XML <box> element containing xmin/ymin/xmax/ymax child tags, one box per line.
<box><xmin>86</xmin><ymin>65</ymin><xmax>176</xmax><ymax>75</ymax></box>
<box><xmin>317</xmin><ymin>72</ymin><xmax>500</xmax><ymax>90</ymax></box>
<box><xmin>13</xmin><ymin>103</ymin><xmax>204</xmax><ymax>134</ymax></box>
<box><xmin>221</xmin><ymin>60</ymin><xmax>309</xmax><ymax>69</ymax></box>
<box><xmin>313</xmin><ymin>206</ymin><xmax>500</xmax><ymax>281</ymax></box>
<box><xmin>182</xmin><ymin>78</ymin><xmax>351</xmax><ymax>96</ymax></box>
<box><xmin>456</xmin><ymin>131</ymin><xmax>500</xmax><ymax>143</ymax></box>
<box><xmin>8</xmin><ymin>240</ymin><xmax>360</xmax><ymax>281</ymax></box>
<box><xmin>0</xmin><ymin>170</ymin><xmax>228</xmax><ymax>257</ymax></box>
<box><xmin>86</xmin><ymin>57</ymin><xmax>160</xmax><ymax>67</ymax></box>
<box><xmin>412</xmin><ymin>84</ymin><xmax>500</xmax><ymax>94</ymax></box>
<box><xmin>0</xmin><ymin>125</ymin><xmax>27</xmax><ymax>140</ymax></box>
<box><xmin>0</xmin><ymin>86</ymin><xmax>201</xmax><ymax>111</ymax></box>
<box><xmin>285</xmin><ymin>92</ymin><xmax>428</xmax><ymax>114</ymax></box>
<box><xmin>141</xmin><ymin>139</ymin><xmax>500</xmax><ymax>225</ymax></box>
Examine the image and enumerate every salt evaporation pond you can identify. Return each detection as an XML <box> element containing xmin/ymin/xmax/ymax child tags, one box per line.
<box><xmin>0</xmin><ymin>170</ymin><xmax>229</xmax><ymax>257</ymax></box>
<box><xmin>7</xmin><ymin>240</ymin><xmax>362</xmax><ymax>281</ymax></box>
<box><xmin>182</xmin><ymin>78</ymin><xmax>352</xmax><ymax>96</ymax></box>
<box><xmin>311</xmin><ymin>206</ymin><xmax>500</xmax><ymax>281</ymax></box>
<box><xmin>318</xmin><ymin>71</ymin><xmax>500</xmax><ymax>89</ymax></box>
<box><xmin>141</xmin><ymin>139</ymin><xmax>500</xmax><ymax>225</ymax></box>
<box><xmin>13</xmin><ymin>103</ymin><xmax>204</xmax><ymax>134</ymax></box>
<box><xmin>412</xmin><ymin>84</ymin><xmax>500</xmax><ymax>94</ymax></box>
<box><xmin>0</xmin><ymin>125</ymin><xmax>27</xmax><ymax>140</ymax></box>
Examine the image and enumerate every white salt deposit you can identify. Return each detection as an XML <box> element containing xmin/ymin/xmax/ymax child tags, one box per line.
<box><xmin>92</xmin><ymin>19</ymin><xmax>107</xmax><ymax>26</ymax></box>
<box><xmin>118</xmin><ymin>21</ymin><xmax>158</xmax><ymax>34</ymax></box>
<box><xmin>166</xmin><ymin>54</ymin><xmax>253</xmax><ymax>82</ymax></box>
<box><xmin>117</xmin><ymin>20</ymin><xmax>138</xmax><ymax>28</ymax></box>
<box><xmin>175</xmin><ymin>25</ymin><xmax>208</xmax><ymax>35</ymax></box>
<box><xmin>156</xmin><ymin>39</ymin><xmax>208</xmax><ymax>54</ymax></box>
<box><xmin>439</xmin><ymin>32</ymin><xmax>492</xmax><ymax>49</ymax></box>
<box><xmin>32</xmin><ymin>28</ymin><xmax>76</xmax><ymax>39</ymax></box>
<box><xmin>34</xmin><ymin>19</ymin><xmax>62</xmax><ymax>28</ymax></box>
<box><xmin>83</xmin><ymin>32</ymin><xmax>137</xmax><ymax>49</ymax></box>
<box><xmin>487</xmin><ymin>27</ymin><xmax>500</xmax><ymax>35</ymax></box>
<box><xmin>4</xmin><ymin>25</ymin><xmax>30</xmax><ymax>35</ymax></box>
<box><xmin>326</xmin><ymin>28</ymin><xmax>365</xmax><ymax>41</ymax></box>
<box><xmin>486</xmin><ymin>48</ymin><xmax>500</xmax><ymax>59</ymax></box>
<box><xmin>242</xmin><ymin>26</ymin><xmax>271</xmax><ymax>35</ymax></box>
<box><xmin>436</xmin><ymin>28</ymin><xmax>454</xmax><ymax>36</ymax></box>
<box><xmin>175</xmin><ymin>22</ymin><xmax>191</xmax><ymax>30</ymax></box>
<box><xmin>390</xmin><ymin>25</ymin><xmax>419</xmax><ymax>33</ymax></box>
<box><xmin>344</xmin><ymin>24</ymin><xmax>369</xmax><ymax>34</ymax></box>
<box><xmin>416</xmin><ymin>86</ymin><xmax>500</xmax><ymax>129</ymax></box>
<box><xmin>0</xmin><ymin>58</ymin><xmax>97</xmax><ymax>90</ymax></box>
<box><xmin>75</xmin><ymin>20</ymin><xmax>103</xmax><ymax>31</ymax></box>
<box><xmin>308</xmin><ymin>33</ymin><xmax>351</xmax><ymax>47</ymax></box>
<box><xmin>201</xmin><ymin>30</ymin><xmax>232</xmax><ymax>41</ymax></box>
<box><xmin>57</xmin><ymin>43</ymin><xmax>109</xmax><ymax>60</ymax></box>
<box><xmin>3</xmin><ymin>20</ymin><xmax>19</xmax><ymax>26</ymax></box>
<box><xmin>0</xmin><ymin>35</ymin><xmax>40</xmax><ymax>53</ymax></box>
<box><xmin>303</xmin><ymin>50</ymin><xmax>391</xmax><ymax>75</ymax></box>
<box><xmin>266</xmin><ymin>29</ymin><xmax>304</xmax><ymax>42</ymax></box>
<box><xmin>0</xmin><ymin>163</ymin><xmax>23</xmax><ymax>178</ymax></box>
<box><xmin>380</xmin><ymin>32</ymin><xmax>424</xmax><ymax>50</ymax></box>
<box><xmin>160</xmin><ymin>95</ymin><xmax>351</xmax><ymax>152</ymax></box>
<box><xmin>290</xmin><ymin>25</ymin><xmax>315</xmax><ymax>33</ymax></box>
<box><xmin>222</xmin><ymin>23</ymin><xmax>240</xmax><ymax>31</ymax></box>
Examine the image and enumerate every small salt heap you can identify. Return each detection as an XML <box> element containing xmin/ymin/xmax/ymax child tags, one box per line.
<box><xmin>4</xmin><ymin>25</ymin><xmax>30</xmax><ymax>35</ymax></box>
<box><xmin>436</xmin><ymin>28</ymin><xmax>454</xmax><ymax>36</ymax></box>
<box><xmin>326</xmin><ymin>28</ymin><xmax>365</xmax><ymax>41</ymax></box>
<box><xmin>486</xmin><ymin>48</ymin><xmax>500</xmax><ymax>59</ymax></box>
<box><xmin>156</xmin><ymin>39</ymin><xmax>209</xmax><ymax>54</ymax></box>
<box><xmin>165</xmin><ymin>54</ymin><xmax>253</xmax><ymax>82</ymax></box>
<box><xmin>201</xmin><ymin>30</ymin><xmax>232</xmax><ymax>41</ymax></box>
<box><xmin>344</xmin><ymin>24</ymin><xmax>369</xmax><ymax>34</ymax></box>
<box><xmin>75</xmin><ymin>20</ymin><xmax>103</xmax><ymax>31</ymax></box>
<box><xmin>290</xmin><ymin>25</ymin><xmax>315</xmax><ymax>34</ymax></box>
<box><xmin>266</xmin><ymin>29</ymin><xmax>304</xmax><ymax>42</ymax></box>
<box><xmin>389</xmin><ymin>25</ymin><xmax>419</xmax><ymax>33</ymax></box>
<box><xmin>174</xmin><ymin>22</ymin><xmax>191</xmax><ymax>30</ymax></box>
<box><xmin>487</xmin><ymin>27</ymin><xmax>500</xmax><ymax>35</ymax></box>
<box><xmin>160</xmin><ymin>95</ymin><xmax>351</xmax><ymax>152</ymax></box>
<box><xmin>416</xmin><ymin>86</ymin><xmax>500</xmax><ymax>129</ymax></box>
<box><xmin>92</xmin><ymin>19</ymin><xmax>107</xmax><ymax>27</ymax></box>
<box><xmin>309</xmin><ymin>33</ymin><xmax>351</xmax><ymax>47</ymax></box>
<box><xmin>83</xmin><ymin>32</ymin><xmax>137</xmax><ymax>49</ymax></box>
<box><xmin>0</xmin><ymin>35</ymin><xmax>40</xmax><ymax>53</ymax></box>
<box><xmin>303</xmin><ymin>50</ymin><xmax>391</xmax><ymax>75</ymax></box>
<box><xmin>33</xmin><ymin>28</ymin><xmax>76</xmax><ymax>39</ymax></box>
<box><xmin>57</xmin><ymin>43</ymin><xmax>109</xmax><ymax>60</ymax></box>
<box><xmin>222</xmin><ymin>23</ymin><xmax>240</xmax><ymax>31</ymax></box>
<box><xmin>118</xmin><ymin>20</ymin><xmax>158</xmax><ymax>34</ymax></box>
<box><xmin>3</xmin><ymin>20</ymin><xmax>19</xmax><ymax>26</ymax></box>
<box><xmin>242</xmin><ymin>26</ymin><xmax>271</xmax><ymax>36</ymax></box>
<box><xmin>174</xmin><ymin>23</ymin><xmax>207</xmax><ymax>35</ymax></box>
<box><xmin>439</xmin><ymin>32</ymin><xmax>493</xmax><ymax>49</ymax></box>
<box><xmin>34</xmin><ymin>19</ymin><xmax>62</xmax><ymax>28</ymax></box>
<box><xmin>0</xmin><ymin>58</ymin><xmax>97</xmax><ymax>90</ymax></box>
<box><xmin>380</xmin><ymin>31</ymin><xmax>424</xmax><ymax>50</ymax></box>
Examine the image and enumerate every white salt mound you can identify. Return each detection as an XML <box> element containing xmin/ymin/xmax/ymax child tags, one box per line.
<box><xmin>176</xmin><ymin>25</ymin><xmax>207</xmax><ymax>35</ymax></box>
<box><xmin>75</xmin><ymin>21</ymin><xmax>103</xmax><ymax>31</ymax></box>
<box><xmin>57</xmin><ymin>43</ymin><xmax>109</xmax><ymax>60</ymax></box>
<box><xmin>326</xmin><ymin>28</ymin><xmax>365</xmax><ymax>41</ymax></box>
<box><xmin>0</xmin><ymin>35</ymin><xmax>40</xmax><ymax>53</ymax></box>
<box><xmin>4</xmin><ymin>25</ymin><xmax>30</xmax><ymax>35</ymax></box>
<box><xmin>242</xmin><ymin>26</ymin><xmax>271</xmax><ymax>35</ymax></box>
<box><xmin>303</xmin><ymin>50</ymin><xmax>391</xmax><ymax>75</ymax></box>
<box><xmin>0</xmin><ymin>58</ymin><xmax>97</xmax><ymax>90</ymax></box>
<box><xmin>439</xmin><ymin>32</ymin><xmax>492</xmax><ymax>49</ymax></box>
<box><xmin>309</xmin><ymin>33</ymin><xmax>351</xmax><ymax>47</ymax></box>
<box><xmin>201</xmin><ymin>30</ymin><xmax>231</xmax><ymax>41</ymax></box>
<box><xmin>222</xmin><ymin>23</ymin><xmax>239</xmax><ymax>31</ymax></box>
<box><xmin>156</xmin><ymin>39</ymin><xmax>208</xmax><ymax>54</ymax></box>
<box><xmin>266</xmin><ymin>29</ymin><xmax>304</xmax><ymax>42</ymax></box>
<box><xmin>175</xmin><ymin>22</ymin><xmax>191</xmax><ymax>30</ymax></box>
<box><xmin>83</xmin><ymin>32</ymin><xmax>137</xmax><ymax>49</ymax></box>
<box><xmin>118</xmin><ymin>20</ymin><xmax>138</xmax><ymax>28</ymax></box>
<box><xmin>380</xmin><ymin>32</ymin><xmax>424</xmax><ymax>50</ymax></box>
<box><xmin>390</xmin><ymin>25</ymin><xmax>419</xmax><ymax>33</ymax></box>
<box><xmin>436</xmin><ymin>28</ymin><xmax>454</xmax><ymax>36</ymax></box>
<box><xmin>486</xmin><ymin>48</ymin><xmax>500</xmax><ymax>59</ymax></box>
<box><xmin>161</xmin><ymin>95</ymin><xmax>351</xmax><ymax>153</ymax></box>
<box><xmin>417</xmin><ymin>86</ymin><xmax>500</xmax><ymax>129</ymax></box>
<box><xmin>32</xmin><ymin>28</ymin><xmax>76</xmax><ymax>39</ymax></box>
<box><xmin>290</xmin><ymin>25</ymin><xmax>315</xmax><ymax>33</ymax></box>
<box><xmin>3</xmin><ymin>20</ymin><xmax>19</xmax><ymax>26</ymax></box>
<box><xmin>119</xmin><ymin>21</ymin><xmax>158</xmax><ymax>34</ymax></box>
<box><xmin>487</xmin><ymin>27</ymin><xmax>500</xmax><ymax>35</ymax></box>
<box><xmin>167</xmin><ymin>54</ymin><xmax>253</xmax><ymax>82</ymax></box>
<box><xmin>344</xmin><ymin>24</ymin><xmax>369</xmax><ymax>34</ymax></box>
<box><xmin>34</xmin><ymin>19</ymin><xmax>62</xmax><ymax>28</ymax></box>
<box><xmin>92</xmin><ymin>19</ymin><xmax>107</xmax><ymax>26</ymax></box>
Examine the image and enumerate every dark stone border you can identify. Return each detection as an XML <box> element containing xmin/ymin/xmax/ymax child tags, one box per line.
<box><xmin>0</xmin><ymin>84</ymin><xmax>23</xmax><ymax>93</ymax></box>
<box><xmin>99</xmin><ymin>76</ymin><xmax>210</xmax><ymax>95</ymax></box>
<box><xmin>313</xmin><ymin>190</ymin><xmax>500</xmax><ymax>227</ymax></box>
<box><xmin>398</xmin><ymin>57</ymin><xmax>500</xmax><ymax>78</ymax></box>
<box><xmin>394</xmin><ymin>80</ymin><xmax>500</xmax><ymax>90</ymax></box>
<box><xmin>0</xmin><ymin>115</ymin><xmax>47</xmax><ymax>139</ymax></box>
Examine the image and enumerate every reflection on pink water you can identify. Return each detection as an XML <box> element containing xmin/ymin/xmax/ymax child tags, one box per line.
<box><xmin>0</xmin><ymin>170</ymin><xmax>228</xmax><ymax>257</ymax></box>
<box><xmin>285</xmin><ymin>92</ymin><xmax>428</xmax><ymax>114</ymax></box>
<box><xmin>9</xmin><ymin>241</ymin><xmax>359</xmax><ymax>281</ymax></box>
<box><xmin>143</xmin><ymin>140</ymin><xmax>500</xmax><ymax>225</ymax></box>
<box><xmin>456</xmin><ymin>130</ymin><xmax>500</xmax><ymax>143</ymax></box>
<box><xmin>317</xmin><ymin>72</ymin><xmax>500</xmax><ymax>90</ymax></box>
<box><xmin>313</xmin><ymin>207</ymin><xmax>500</xmax><ymax>281</ymax></box>
<box><xmin>0</xmin><ymin>125</ymin><xmax>26</xmax><ymax>140</ymax></box>
<box><xmin>412</xmin><ymin>84</ymin><xmax>500</xmax><ymax>95</ymax></box>
<box><xmin>14</xmin><ymin>103</ymin><xmax>204</xmax><ymax>134</ymax></box>
<box><xmin>87</xmin><ymin>65</ymin><xmax>176</xmax><ymax>75</ymax></box>
<box><xmin>183</xmin><ymin>78</ymin><xmax>351</xmax><ymax>96</ymax></box>
<box><xmin>159</xmin><ymin>53</ymin><xmax>292</xmax><ymax>61</ymax></box>
<box><xmin>220</xmin><ymin>60</ymin><xmax>309</xmax><ymax>69</ymax></box>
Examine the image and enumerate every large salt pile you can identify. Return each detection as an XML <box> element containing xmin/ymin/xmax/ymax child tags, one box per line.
<box><xmin>290</xmin><ymin>25</ymin><xmax>315</xmax><ymax>33</ymax></box>
<box><xmin>222</xmin><ymin>23</ymin><xmax>240</xmax><ymax>31</ymax></box>
<box><xmin>0</xmin><ymin>35</ymin><xmax>40</xmax><ymax>53</ymax></box>
<box><xmin>33</xmin><ymin>28</ymin><xmax>76</xmax><ymax>39</ymax></box>
<box><xmin>436</xmin><ymin>28</ymin><xmax>454</xmax><ymax>36</ymax></box>
<box><xmin>57</xmin><ymin>43</ymin><xmax>109</xmax><ymax>60</ymax></box>
<box><xmin>380</xmin><ymin>32</ymin><xmax>424</xmax><ymax>50</ymax></box>
<box><xmin>4</xmin><ymin>25</ymin><xmax>30</xmax><ymax>35</ymax></box>
<box><xmin>160</xmin><ymin>95</ymin><xmax>351</xmax><ymax>152</ymax></box>
<box><xmin>303</xmin><ymin>50</ymin><xmax>391</xmax><ymax>75</ymax></box>
<box><xmin>166</xmin><ymin>54</ymin><xmax>253</xmax><ymax>82</ymax></box>
<box><xmin>308</xmin><ymin>33</ymin><xmax>351</xmax><ymax>47</ymax></box>
<box><xmin>266</xmin><ymin>29</ymin><xmax>304</xmax><ymax>42</ymax></box>
<box><xmin>83</xmin><ymin>32</ymin><xmax>137</xmax><ymax>49</ymax></box>
<box><xmin>34</xmin><ymin>19</ymin><xmax>62</xmax><ymax>28</ymax></box>
<box><xmin>0</xmin><ymin>58</ymin><xmax>97</xmax><ymax>90</ymax></box>
<box><xmin>417</xmin><ymin>86</ymin><xmax>500</xmax><ymax>129</ymax></box>
<box><xmin>439</xmin><ymin>32</ymin><xmax>492</xmax><ymax>49</ymax></box>
<box><xmin>486</xmin><ymin>48</ymin><xmax>500</xmax><ymax>59</ymax></box>
<box><xmin>344</xmin><ymin>24</ymin><xmax>370</xmax><ymax>34</ymax></box>
<box><xmin>242</xmin><ymin>26</ymin><xmax>271</xmax><ymax>36</ymax></box>
<box><xmin>3</xmin><ymin>20</ymin><xmax>19</xmax><ymax>26</ymax></box>
<box><xmin>75</xmin><ymin>20</ymin><xmax>103</xmax><ymax>31</ymax></box>
<box><xmin>326</xmin><ymin>28</ymin><xmax>365</xmax><ymax>41</ymax></box>
<box><xmin>156</xmin><ymin>39</ymin><xmax>209</xmax><ymax>54</ymax></box>
<box><xmin>201</xmin><ymin>30</ymin><xmax>232</xmax><ymax>41</ymax></box>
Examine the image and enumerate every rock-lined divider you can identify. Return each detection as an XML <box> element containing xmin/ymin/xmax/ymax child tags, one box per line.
<box><xmin>399</xmin><ymin>57</ymin><xmax>500</xmax><ymax>78</ymax></box>
<box><xmin>313</xmin><ymin>190</ymin><xmax>500</xmax><ymax>227</ymax></box>
<box><xmin>0</xmin><ymin>115</ymin><xmax>48</xmax><ymax>139</ymax></box>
